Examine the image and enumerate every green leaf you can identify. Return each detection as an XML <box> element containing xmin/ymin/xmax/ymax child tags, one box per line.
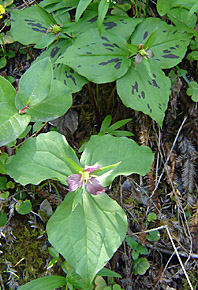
<box><xmin>168</xmin><ymin>8</ymin><xmax>197</xmax><ymax>30</ymax></box>
<box><xmin>157</xmin><ymin>0</ymin><xmax>172</xmax><ymax>15</ymax></box>
<box><xmin>137</xmin><ymin>244</ymin><xmax>148</xmax><ymax>255</ymax></box>
<box><xmin>56</xmin><ymin>28</ymin><xmax>131</xmax><ymax>83</ymax></box>
<box><xmin>0</xmin><ymin>211</ymin><xmax>7</xmax><ymax>226</ymax></box>
<box><xmin>17</xmin><ymin>275</ymin><xmax>66</xmax><ymax>290</ymax></box>
<box><xmin>117</xmin><ymin>59</ymin><xmax>171</xmax><ymax>126</ymax></box>
<box><xmin>187</xmin><ymin>81</ymin><xmax>198</xmax><ymax>102</ymax></box>
<box><xmin>187</xmin><ymin>2</ymin><xmax>198</xmax><ymax>20</ymax></box>
<box><xmin>131</xmin><ymin>17</ymin><xmax>191</xmax><ymax>69</ymax></box>
<box><xmin>15</xmin><ymin>57</ymin><xmax>52</xmax><ymax>107</ymax></box>
<box><xmin>100</xmin><ymin>115</ymin><xmax>112</xmax><ymax>133</ymax></box>
<box><xmin>132</xmin><ymin>250</ymin><xmax>139</xmax><ymax>260</ymax></box>
<box><xmin>11</xmin><ymin>5</ymin><xmax>56</xmax><ymax>48</ymax></box>
<box><xmin>0</xmin><ymin>176</ymin><xmax>7</xmax><ymax>190</ymax></box>
<box><xmin>0</xmin><ymin>153</ymin><xmax>8</xmax><ymax>174</ymax></box>
<box><xmin>98</xmin><ymin>0</ymin><xmax>110</xmax><ymax>34</ymax></box>
<box><xmin>48</xmin><ymin>247</ymin><xmax>59</xmax><ymax>259</ymax></box>
<box><xmin>15</xmin><ymin>58</ymin><xmax>72</xmax><ymax>122</ymax></box>
<box><xmin>97</xmin><ymin>268</ymin><xmax>122</xmax><ymax>278</ymax></box>
<box><xmin>146</xmin><ymin>230</ymin><xmax>160</xmax><ymax>242</ymax></box>
<box><xmin>5</xmin><ymin>131</ymin><xmax>80</xmax><ymax>185</ymax></box>
<box><xmin>75</xmin><ymin>0</ymin><xmax>92</xmax><ymax>21</ymax></box>
<box><xmin>15</xmin><ymin>200</ymin><xmax>32</xmax><ymax>215</ymax></box>
<box><xmin>80</xmin><ymin>134</ymin><xmax>154</xmax><ymax>186</ymax></box>
<box><xmin>147</xmin><ymin>212</ymin><xmax>157</xmax><ymax>222</ymax></box>
<box><xmin>0</xmin><ymin>76</ymin><xmax>31</xmax><ymax>146</ymax></box>
<box><xmin>133</xmin><ymin>257</ymin><xmax>150</xmax><ymax>275</ymax></box>
<box><xmin>47</xmin><ymin>189</ymin><xmax>128</xmax><ymax>286</ymax></box>
<box><xmin>126</xmin><ymin>236</ymin><xmax>139</xmax><ymax>250</ymax></box>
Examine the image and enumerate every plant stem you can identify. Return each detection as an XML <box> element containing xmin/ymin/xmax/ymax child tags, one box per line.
<box><xmin>87</xmin><ymin>82</ymin><xmax>101</xmax><ymax>128</ymax></box>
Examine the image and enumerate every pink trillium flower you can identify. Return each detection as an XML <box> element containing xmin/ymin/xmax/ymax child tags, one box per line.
<box><xmin>66</xmin><ymin>164</ymin><xmax>106</xmax><ymax>195</ymax></box>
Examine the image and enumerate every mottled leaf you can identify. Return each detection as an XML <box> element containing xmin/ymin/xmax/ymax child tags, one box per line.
<box><xmin>36</xmin><ymin>40</ymin><xmax>88</xmax><ymax>93</ymax></box>
<box><xmin>56</xmin><ymin>29</ymin><xmax>131</xmax><ymax>83</ymax></box>
<box><xmin>11</xmin><ymin>5</ymin><xmax>56</xmax><ymax>48</ymax></box>
<box><xmin>47</xmin><ymin>188</ymin><xmax>128</xmax><ymax>286</ymax></box>
<box><xmin>5</xmin><ymin>132</ymin><xmax>80</xmax><ymax>185</ymax></box>
<box><xmin>131</xmin><ymin>17</ymin><xmax>191</xmax><ymax>69</ymax></box>
<box><xmin>117</xmin><ymin>59</ymin><xmax>171</xmax><ymax>126</ymax></box>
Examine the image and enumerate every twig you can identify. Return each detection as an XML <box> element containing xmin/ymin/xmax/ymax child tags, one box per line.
<box><xmin>151</xmin><ymin>116</ymin><xmax>187</xmax><ymax>197</ymax></box>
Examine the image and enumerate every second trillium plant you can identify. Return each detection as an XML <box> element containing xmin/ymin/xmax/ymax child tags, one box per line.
<box><xmin>6</xmin><ymin>131</ymin><xmax>154</xmax><ymax>288</ymax></box>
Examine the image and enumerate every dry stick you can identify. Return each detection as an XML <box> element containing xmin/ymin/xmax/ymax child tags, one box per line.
<box><xmin>129</xmin><ymin>226</ymin><xmax>195</xmax><ymax>289</ymax></box>
<box><xmin>165</xmin><ymin>226</ymin><xmax>194</xmax><ymax>290</ymax></box>
<box><xmin>151</xmin><ymin>116</ymin><xmax>188</xmax><ymax>198</ymax></box>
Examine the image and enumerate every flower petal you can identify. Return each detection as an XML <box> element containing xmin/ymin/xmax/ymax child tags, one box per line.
<box><xmin>86</xmin><ymin>178</ymin><xmax>106</xmax><ymax>195</ymax></box>
<box><xmin>84</xmin><ymin>164</ymin><xmax>101</xmax><ymax>173</ymax></box>
<box><xmin>66</xmin><ymin>174</ymin><xmax>83</xmax><ymax>191</ymax></box>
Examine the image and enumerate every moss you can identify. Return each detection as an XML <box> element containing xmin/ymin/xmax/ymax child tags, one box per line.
<box><xmin>1</xmin><ymin>216</ymin><xmax>49</xmax><ymax>285</ymax></box>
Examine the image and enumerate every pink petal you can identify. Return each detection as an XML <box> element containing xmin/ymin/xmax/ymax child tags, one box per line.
<box><xmin>86</xmin><ymin>178</ymin><xmax>106</xmax><ymax>195</ymax></box>
<box><xmin>84</xmin><ymin>164</ymin><xmax>101</xmax><ymax>173</ymax></box>
<box><xmin>66</xmin><ymin>174</ymin><xmax>83</xmax><ymax>191</ymax></box>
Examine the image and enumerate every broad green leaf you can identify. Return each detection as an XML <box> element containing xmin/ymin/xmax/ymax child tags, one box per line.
<box><xmin>36</xmin><ymin>40</ymin><xmax>88</xmax><ymax>93</ymax></box>
<box><xmin>47</xmin><ymin>188</ymin><xmax>128</xmax><ymax>286</ymax></box>
<box><xmin>80</xmin><ymin>134</ymin><xmax>154</xmax><ymax>186</ymax></box>
<box><xmin>11</xmin><ymin>5</ymin><xmax>56</xmax><ymax>48</ymax></box>
<box><xmin>15</xmin><ymin>58</ymin><xmax>72</xmax><ymax>122</ymax></box>
<box><xmin>0</xmin><ymin>76</ymin><xmax>30</xmax><ymax>146</ymax></box>
<box><xmin>98</xmin><ymin>0</ymin><xmax>110</xmax><ymax>34</ymax></box>
<box><xmin>5</xmin><ymin>132</ymin><xmax>80</xmax><ymax>185</ymax></box>
<box><xmin>75</xmin><ymin>0</ymin><xmax>92</xmax><ymax>21</ymax></box>
<box><xmin>157</xmin><ymin>0</ymin><xmax>172</xmax><ymax>15</ymax></box>
<box><xmin>17</xmin><ymin>275</ymin><xmax>66</xmax><ymax>290</ymax></box>
<box><xmin>168</xmin><ymin>8</ymin><xmax>197</xmax><ymax>30</ymax></box>
<box><xmin>15</xmin><ymin>57</ymin><xmax>52</xmax><ymax>107</ymax></box>
<box><xmin>0</xmin><ymin>176</ymin><xmax>7</xmax><ymax>190</ymax></box>
<box><xmin>133</xmin><ymin>258</ymin><xmax>150</xmax><ymax>275</ymax></box>
<box><xmin>117</xmin><ymin>59</ymin><xmax>171</xmax><ymax>126</ymax></box>
<box><xmin>187</xmin><ymin>81</ymin><xmax>198</xmax><ymax>102</ymax></box>
<box><xmin>57</xmin><ymin>29</ymin><xmax>131</xmax><ymax>83</ymax></box>
<box><xmin>15</xmin><ymin>199</ymin><xmax>32</xmax><ymax>215</ymax></box>
<box><xmin>131</xmin><ymin>17</ymin><xmax>191</xmax><ymax>69</ymax></box>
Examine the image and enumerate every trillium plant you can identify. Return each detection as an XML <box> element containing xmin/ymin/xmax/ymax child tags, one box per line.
<box><xmin>4</xmin><ymin>132</ymin><xmax>154</xmax><ymax>289</ymax></box>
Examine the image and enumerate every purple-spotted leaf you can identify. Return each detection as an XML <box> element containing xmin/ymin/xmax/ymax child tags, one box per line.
<box><xmin>56</xmin><ymin>28</ymin><xmax>131</xmax><ymax>83</ymax></box>
<box><xmin>35</xmin><ymin>39</ymin><xmax>88</xmax><ymax>93</ymax></box>
<box><xmin>75</xmin><ymin>11</ymin><xmax>142</xmax><ymax>40</ymax></box>
<box><xmin>130</xmin><ymin>17</ymin><xmax>191</xmax><ymax>69</ymax></box>
<box><xmin>11</xmin><ymin>5</ymin><xmax>57</xmax><ymax>48</ymax></box>
<box><xmin>117</xmin><ymin>59</ymin><xmax>171</xmax><ymax>126</ymax></box>
<box><xmin>47</xmin><ymin>188</ymin><xmax>128</xmax><ymax>286</ymax></box>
